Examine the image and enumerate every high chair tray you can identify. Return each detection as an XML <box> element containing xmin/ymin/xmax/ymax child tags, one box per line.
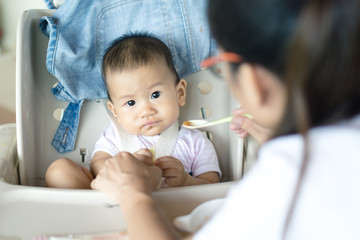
<box><xmin>0</xmin><ymin>180</ymin><xmax>233</xmax><ymax>237</ymax></box>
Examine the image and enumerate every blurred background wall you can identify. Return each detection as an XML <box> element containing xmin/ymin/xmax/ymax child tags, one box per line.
<box><xmin>0</xmin><ymin>0</ymin><xmax>46</xmax><ymax>124</ymax></box>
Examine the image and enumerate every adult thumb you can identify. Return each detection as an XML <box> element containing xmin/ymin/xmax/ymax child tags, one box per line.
<box><xmin>133</xmin><ymin>149</ymin><xmax>153</xmax><ymax>166</ymax></box>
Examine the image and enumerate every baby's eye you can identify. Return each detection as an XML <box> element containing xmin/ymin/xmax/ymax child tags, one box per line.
<box><xmin>126</xmin><ymin>100</ymin><xmax>136</xmax><ymax>106</ymax></box>
<box><xmin>151</xmin><ymin>91</ymin><xmax>161</xmax><ymax>99</ymax></box>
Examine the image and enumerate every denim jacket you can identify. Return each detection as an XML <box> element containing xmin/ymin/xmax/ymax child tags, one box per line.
<box><xmin>40</xmin><ymin>0</ymin><xmax>218</xmax><ymax>153</ymax></box>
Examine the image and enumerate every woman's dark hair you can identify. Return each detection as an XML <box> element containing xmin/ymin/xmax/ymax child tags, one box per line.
<box><xmin>208</xmin><ymin>0</ymin><xmax>360</xmax><ymax>238</ymax></box>
<box><xmin>208</xmin><ymin>0</ymin><xmax>303</xmax><ymax>76</ymax></box>
<box><xmin>102</xmin><ymin>33</ymin><xmax>180</xmax><ymax>100</ymax></box>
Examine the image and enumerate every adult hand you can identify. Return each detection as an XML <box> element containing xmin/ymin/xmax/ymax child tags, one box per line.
<box><xmin>91</xmin><ymin>149</ymin><xmax>162</xmax><ymax>203</ymax></box>
<box><xmin>154</xmin><ymin>157</ymin><xmax>188</xmax><ymax>187</ymax></box>
<box><xmin>230</xmin><ymin>107</ymin><xmax>273</xmax><ymax>144</ymax></box>
<box><xmin>92</xmin><ymin>150</ymin><xmax>182</xmax><ymax>240</ymax></box>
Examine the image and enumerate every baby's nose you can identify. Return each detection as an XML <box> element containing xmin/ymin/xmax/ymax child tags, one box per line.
<box><xmin>140</xmin><ymin>103</ymin><xmax>156</xmax><ymax>117</ymax></box>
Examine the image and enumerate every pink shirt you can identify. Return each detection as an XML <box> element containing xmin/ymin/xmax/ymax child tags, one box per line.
<box><xmin>92</xmin><ymin>123</ymin><xmax>221</xmax><ymax>178</ymax></box>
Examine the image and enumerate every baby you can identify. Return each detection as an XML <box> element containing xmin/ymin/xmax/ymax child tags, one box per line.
<box><xmin>45</xmin><ymin>33</ymin><xmax>221</xmax><ymax>189</ymax></box>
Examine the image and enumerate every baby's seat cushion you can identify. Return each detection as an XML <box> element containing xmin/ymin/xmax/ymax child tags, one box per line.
<box><xmin>39</xmin><ymin>0</ymin><xmax>218</xmax><ymax>153</ymax></box>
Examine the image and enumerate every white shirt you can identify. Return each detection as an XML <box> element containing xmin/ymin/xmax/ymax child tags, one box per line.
<box><xmin>195</xmin><ymin>115</ymin><xmax>360</xmax><ymax>239</ymax></box>
<box><xmin>92</xmin><ymin>123</ymin><xmax>221</xmax><ymax>178</ymax></box>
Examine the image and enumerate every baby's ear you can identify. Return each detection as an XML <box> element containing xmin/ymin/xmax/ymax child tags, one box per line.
<box><xmin>107</xmin><ymin>100</ymin><xmax>118</xmax><ymax>118</ymax></box>
<box><xmin>177</xmin><ymin>79</ymin><xmax>187</xmax><ymax>106</ymax></box>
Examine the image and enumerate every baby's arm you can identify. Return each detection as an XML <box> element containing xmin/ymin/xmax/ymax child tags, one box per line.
<box><xmin>90</xmin><ymin>151</ymin><xmax>112</xmax><ymax>177</ymax></box>
<box><xmin>187</xmin><ymin>171</ymin><xmax>219</xmax><ymax>185</ymax></box>
<box><xmin>155</xmin><ymin>157</ymin><xmax>219</xmax><ymax>187</ymax></box>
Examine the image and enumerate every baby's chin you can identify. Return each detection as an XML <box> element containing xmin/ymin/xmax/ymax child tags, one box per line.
<box><xmin>137</xmin><ymin>127</ymin><xmax>163</xmax><ymax>136</ymax></box>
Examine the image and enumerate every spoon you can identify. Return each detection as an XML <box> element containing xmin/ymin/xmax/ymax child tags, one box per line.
<box><xmin>182</xmin><ymin>114</ymin><xmax>253</xmax><ymax>129</ymax></box>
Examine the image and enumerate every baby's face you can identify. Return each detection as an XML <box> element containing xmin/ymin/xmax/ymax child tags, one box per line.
<box><xmin>107</xmin><ymin>59</ymin><xmax>186</xmax><ymax>136</ymax></box>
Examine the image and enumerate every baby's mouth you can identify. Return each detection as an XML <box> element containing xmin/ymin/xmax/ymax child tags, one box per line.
<box><xmin>142</xmin><ymin>120</ymin><xmax>160</xmax><ymax>128</ymax></box>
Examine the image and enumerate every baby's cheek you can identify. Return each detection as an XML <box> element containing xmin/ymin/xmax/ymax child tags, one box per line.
<box><xmin>121</xmin><ymin>121</ymin><xmax>141</xmax><ymax>135</ymax></box>
<box><xmin>168</xmin><ymin>108</ymin><xmax>180</xmax><ymax>123</ymax></box>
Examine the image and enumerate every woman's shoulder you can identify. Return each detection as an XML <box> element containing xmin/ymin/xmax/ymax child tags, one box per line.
<box><xmin>260</xmin><ymin>115</ymin><xmax>360</xmax><ymax>165</ymax></box>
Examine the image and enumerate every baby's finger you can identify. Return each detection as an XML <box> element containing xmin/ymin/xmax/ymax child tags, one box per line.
<box><xmin>155</xmin><ymin>157</ymin><xmax>181</xmax><ymax>170</ymax></box>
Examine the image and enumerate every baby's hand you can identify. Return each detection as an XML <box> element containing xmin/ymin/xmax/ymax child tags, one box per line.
<box><xmin>154</xmin><ymin>157</ymin><xmax>188</xmax><ymax>187</ymax></box>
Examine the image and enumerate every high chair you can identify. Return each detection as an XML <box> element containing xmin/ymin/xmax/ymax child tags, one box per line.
<box><xmin>0</xmin><ymin>9</ymin><xmax>258</xmax><ymax>238</ymax></box>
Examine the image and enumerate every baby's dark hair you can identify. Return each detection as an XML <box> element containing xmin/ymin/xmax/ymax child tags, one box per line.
<box><xmin>102</xmin><ymin>33</ymin><xmax>180</xmax><ymax>99</ymax></box>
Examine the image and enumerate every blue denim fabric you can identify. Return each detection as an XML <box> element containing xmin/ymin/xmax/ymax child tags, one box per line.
<box><xmin>40</xmin><ymin>0</ymin><xmax>218</xmax><ymax>153</ymax></box>
<box><xmin>43</xmin><ymin>0</ymin><xmax>57</xmax><ymax>9</ymax></box>
<box><xmin>51</xmin><ymin>101</ymin><xmax>83</xmax><ymax>153</ymax></box>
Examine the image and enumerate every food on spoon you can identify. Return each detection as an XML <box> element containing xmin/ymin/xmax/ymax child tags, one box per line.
<box><xmin>183</xmin><ymin>121</ymin><xmax>192</xmax><ymax>126</ymax></box>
